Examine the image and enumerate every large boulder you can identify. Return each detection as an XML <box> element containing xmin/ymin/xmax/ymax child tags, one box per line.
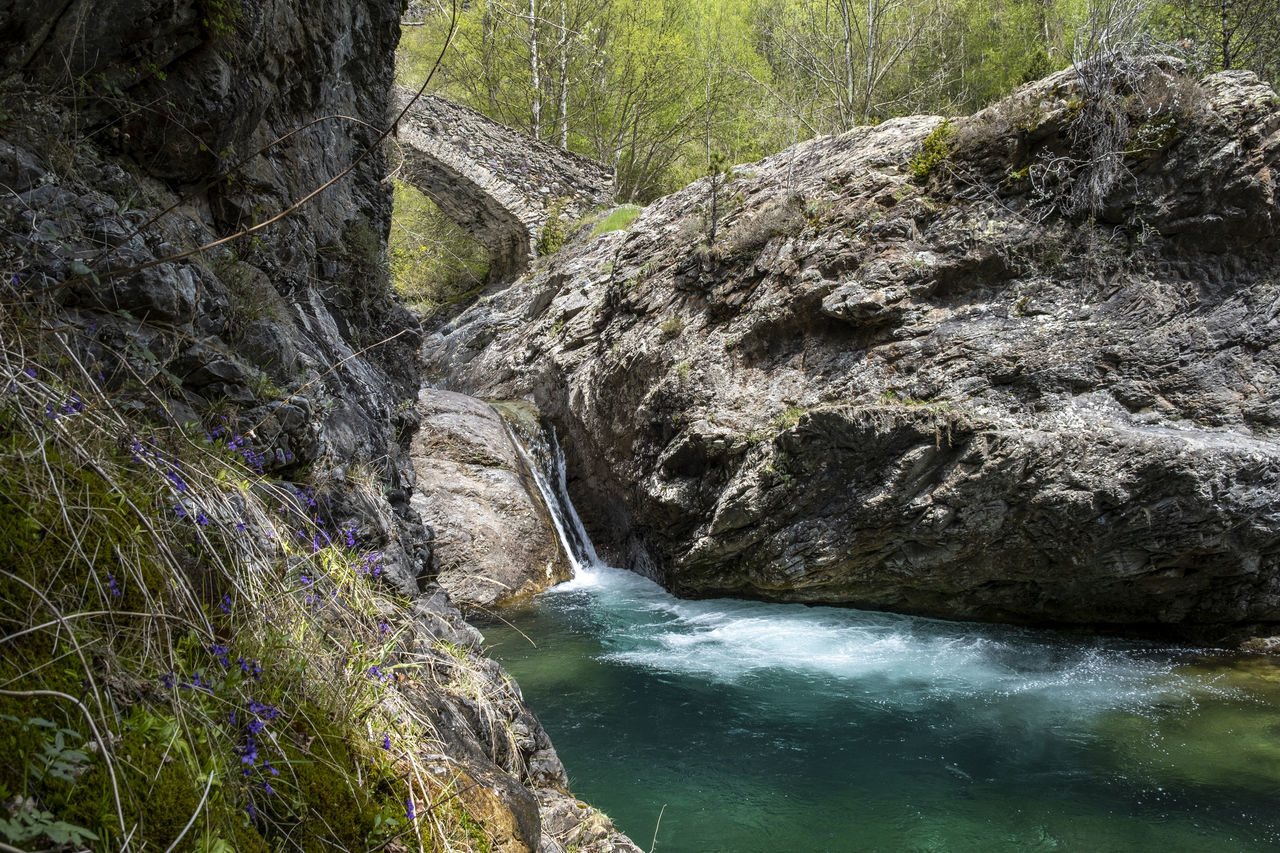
<box><xmin>411</xmin><ymin>389</ymin><xmax>572</xmax><ymax>607</ymax></box>
<box><xmin>426</xmin><ymin>60</ymin><xmax>1280</xmax><ymax>640</ymax></box>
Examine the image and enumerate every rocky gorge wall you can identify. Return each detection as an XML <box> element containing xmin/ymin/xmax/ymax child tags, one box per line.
<box><xmin>427</xmin><ymin>59</ymin><xmax>1280</xmax><ymax>643</ymax></box>
<box><xmin>0</xmin><ymin>2</ymin><xmax>636</xmax><ymax>850</ymax></box>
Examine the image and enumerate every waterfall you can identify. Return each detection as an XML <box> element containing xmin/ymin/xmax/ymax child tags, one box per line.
<box><xmin>506</xmin><ymin>422</ymin><xmax>602</xmax><ymax>576</ymax></box>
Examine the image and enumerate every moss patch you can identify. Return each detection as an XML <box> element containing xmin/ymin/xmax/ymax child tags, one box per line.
<box><xmin>909</xmin><ymin>120</ymin><xmax>955</xmax><ymax>182</ymax></box>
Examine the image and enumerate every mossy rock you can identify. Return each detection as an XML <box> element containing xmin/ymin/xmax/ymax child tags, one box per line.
<box><xmin>61</xmin><ymin>719</ymin><xmax>205</xmax><ymax>850</ymax></box>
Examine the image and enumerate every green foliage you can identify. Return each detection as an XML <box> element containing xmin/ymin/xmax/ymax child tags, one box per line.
<box><xmin>537</xmin><ymin>197</ymin><xmax>572</xmax><ymax>256</ymax></box>
<box><xmin>0</xmin><ymin>805</ymin><xmax>98</xmax><ymax>849</ymax></box>
<box><xmin>390</xmin><ymin>180</ymin><xmax>488</xmax><ymax>317</ymax></box>
<box><xmin>909</xmin><ymin>120</ymin><xmax>956</xmax><ymax>182</ymax></box>
<box><xmin>590</xmin><ymin>204</ymin><xmax>643</xmax><ymax>237</ymax></box>
<box><xmin>659</xmin><ymin>316</ymin><xmax>685</xmax><ymax>340</ymax></box>
<box><xmin>200</xmin><ymin>0</ymin><xmax>240</xmax><ymax>39</ymax></box>
<box><xmin>398</xmin><ymin>0</ymin><xmax>1256</xmax><ymax>206</ymax></box>
<box><xmin>0</xmin><ymin>717</ymin><xmax>98</xmax><ymax>849</ymax></box>
<box><xmin>771</xmin><ymin>406</ymin><xmax>806</xmax><ymax>430</ymax></box>
<box><xmin>1153</xmin><ymin>0</ymin><xmax>1280</xmax><ymax>88</ymax></box>
<box><xmin>402</xmin><ymin>0</ymin><xmax>775</xmax><ymax>201</ymax></box>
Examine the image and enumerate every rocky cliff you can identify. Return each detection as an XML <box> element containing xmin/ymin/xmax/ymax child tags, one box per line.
<box><xmin>427</xmin><ymin>59</ymin><xmax>1280</xmax><ymax>641</ymax></box>
<box><xmin>0</xmin><ymin>2</ymin><xmax>635</xmax><ymax>850</ymax></box>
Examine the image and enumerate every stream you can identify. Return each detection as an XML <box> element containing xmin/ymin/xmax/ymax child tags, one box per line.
<box><xmin>475</xmin><ymin>432</ymin><xmax>1280</xmax><ymax>852</ymax></box>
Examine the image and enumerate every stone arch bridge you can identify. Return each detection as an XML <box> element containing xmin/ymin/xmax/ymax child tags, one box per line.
<box><xmin>393</xmin><ymin>87</ymin><xmax>614</xmax><ymax>281</ymax></box>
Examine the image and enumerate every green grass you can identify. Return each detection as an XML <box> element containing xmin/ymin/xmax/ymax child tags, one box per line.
<box><xmin>390</xmin><ymin>180</ymin><xmax>488</xmax><ymax>318</ymax></box>
<box><xmin>770</xmin><ymin>406</ymin><xmax>806</xmax><ymax>430</ymax></box>
<box><xmin>590</xmin><ymin>204</ymin><xmax>642</xmax><ymax>237</ymax></box>
<box><xmin>0</xmin><ymin>301</ymin><xmax>498</xmax><ymax>852</ymax></box>
<box><xmin>908</xmin><ymin>119</ymin><xmax>955</xmax><ymax>182</ymax></box>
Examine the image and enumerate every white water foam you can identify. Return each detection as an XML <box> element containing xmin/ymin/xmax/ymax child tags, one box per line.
<box><xmin>510</xmin><ymin>425</ymin><xmax>1197</xmax><ymax>716</ymax></box>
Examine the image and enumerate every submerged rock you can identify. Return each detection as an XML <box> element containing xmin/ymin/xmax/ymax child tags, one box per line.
<box><xmin>427</xmin><ymin>59</ymin><xmax>1280</xmax><ymax>640</ymax></box>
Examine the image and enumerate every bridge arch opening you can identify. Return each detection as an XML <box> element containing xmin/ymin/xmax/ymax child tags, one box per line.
<box><xmin>392</xmin><ymin>88</ymin><xmax>613</xmax><ymax>284</ymax></box>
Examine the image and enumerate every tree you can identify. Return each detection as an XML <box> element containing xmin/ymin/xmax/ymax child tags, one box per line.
<box><xmin>1160</xmin><ymin>0</ymin><xmax>1280</xmax><ymax>86</ymax></box>
<box><xmin>749</xmin><ymin>0</ymin><xmax>945</xmax><ymax>131</ymax></box>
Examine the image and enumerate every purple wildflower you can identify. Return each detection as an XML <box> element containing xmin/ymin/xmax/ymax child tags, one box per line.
<box><xmin>263</xmin><ymin>780</ymin><xmax>275</xmax><ymax>795</ymax></box>
<box><xmin>220</xmin><ymin>594</ymin><xmax>233</xmax><ymax>614</ymax></box>
<box><xmin>379</xmin><ymin>621</ymin><xmax>391</xmax><ymax>635</ymax></box>
<box><xmin>210</xmin><ymin>643</ymin><xmax>231</xmax><ymax>668</ymax></box>
<box><xmin>165</xmin><ymin>469</ymin><xmax>188</xmax><ymax>492</ymax></box>
<box><xmin>23</xmin><ymin>366</ymin><xmax>36</xmax><ymax>379</ymax></box>
<box><xmin>382</xmin><ymin>733</ymin><xmax>391</xmax><ymax>750</ymax></box>
<box><xmin>106</xmin><ymin>573</ymin><xmax>121</xmax><ymax>597</ymax></box>
<box><xmin>238</xmin><ymin>656</ymin><xmax>262</xmax><ymax>679</ymax></box>
<box><xmin>360</xmin><ymin>552</ymin><xmax>384</xmax><ymax>579</ymax></box>
<box><xmin>162</xmin><ymin>670</ymin><xmax>175</xmax><ymax>689</ymax></box>
<box><xmin>241</xmin><ymin>736</ymin><xmax>258</xmax><ymax>765</ymax></box>
<box><xmin>248</xmin><ymin>701</ymin><xmax>279</xmax><ymax>720</ymax></box>
<box><xmin>173</xmin><ymin>503</ymin><xmax>187</xmax><ymax>518</ymax></box>
<box><xmin>406</xmin><ymin>798</ymin><xmax>416</xmax><ymax>821</ymax></box>
<box><xmin>195</xmin><ymin>512</ymin><xmax>209</xmax><ymax>527</ymax></box>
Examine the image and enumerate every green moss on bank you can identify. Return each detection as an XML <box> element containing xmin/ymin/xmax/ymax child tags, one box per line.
<box><xmin>0</xmin><ymin>302</ymin><xmax>487</xmax><ymax>852</ymax></box>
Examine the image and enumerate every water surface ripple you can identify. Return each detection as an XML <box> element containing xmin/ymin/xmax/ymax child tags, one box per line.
<box><xmin>478</xmin><ymin>564</ymin><xmax>1280</xmax><ymax>852</ymax></box>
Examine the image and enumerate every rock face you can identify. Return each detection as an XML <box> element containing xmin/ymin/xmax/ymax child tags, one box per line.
<box><xmin>411</xmin><ymin>389</ymin><xmax>572</xmax><ymax>607</ymax></box>
<box><xmin>426</xmin><ymin>60</ymin><xmax>1280</xmax><ymax>640</ymax></box>
<box><xmin>395</xmin><ymin>88</ymin><xmax>615</xmax><ymax>281</ymax></box>
<box><xmin>0</xmin><ymin>0</ymin><xmax>430</xmax><ymax>591</ymax></box>
<box><xmin>0</xmin><ymin>2</ymin><xmax>637</xmax><ymax>850</ymax></box>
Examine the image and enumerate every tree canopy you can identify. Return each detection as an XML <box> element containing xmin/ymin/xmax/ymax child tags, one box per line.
<box><xmin>400</xmin><ymin>0</ymin><xmax>1280</xmax><ymax>202</ymax></box>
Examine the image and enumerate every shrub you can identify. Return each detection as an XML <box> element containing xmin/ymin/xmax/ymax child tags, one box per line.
<box><xmin>720</xmin><ymin>193</ymin><xmax>806</xmax><ymax>257</ymax></box>
<box><xmin>909</xmin><ymin>120</ymin><xmax>956</xmax><ymax>182</ymax></box>
<box><xmin>536</xmin><ymin>197</ymin><xmax>570</xmax><ymax>256</ymax></box>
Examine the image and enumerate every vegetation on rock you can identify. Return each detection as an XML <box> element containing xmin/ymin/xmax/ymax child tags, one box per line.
<box><xmin>390</xmin><ymin>180</ymin><xmax>489</xmax><ymax>317</ymax></box>
<box><xmin>0</xmin><ymin>301</ymin><xmax>495</xmax><ymax>851</ymax></box>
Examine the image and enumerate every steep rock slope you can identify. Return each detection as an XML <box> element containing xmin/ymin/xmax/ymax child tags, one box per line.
<box><xmin>427</xmin><ymin>60</ymin><xmax>1280</xmax><ymax>640</ymax></box>
<box><xmin>0</xmin><ymin>2</ymin><xmax>636</xmax><ymax>850</ymax></box>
